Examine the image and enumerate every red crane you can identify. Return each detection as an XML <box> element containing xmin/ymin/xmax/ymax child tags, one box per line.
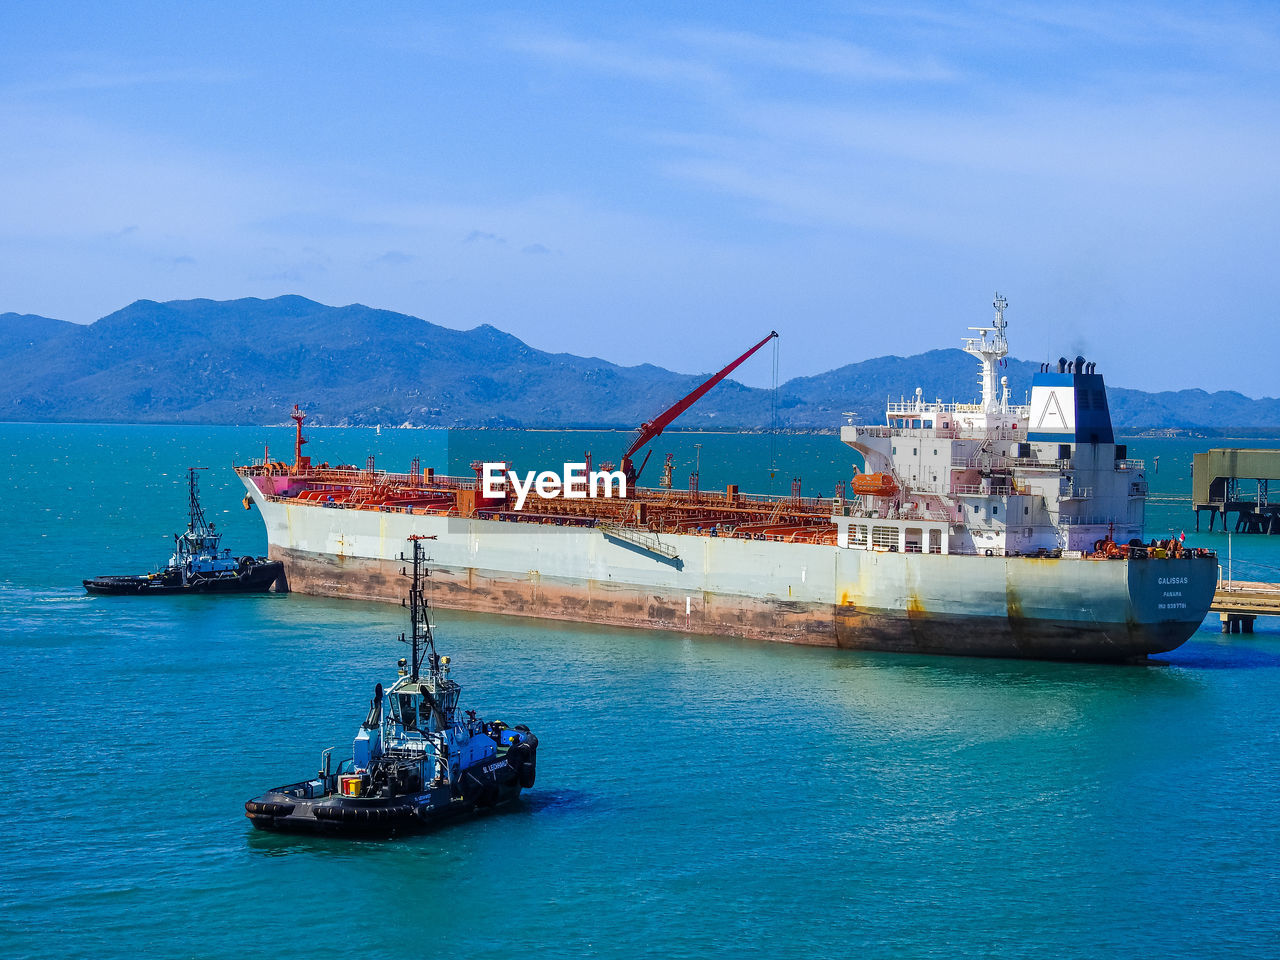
<box><xmin>620</xmin><ymin>330</ymin><xmax>778</xmax><ymax>484</ymax></box>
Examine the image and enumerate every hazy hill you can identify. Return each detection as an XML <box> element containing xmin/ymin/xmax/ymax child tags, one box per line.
<box><xmin>0</xmin><ymin>295</ymin><xmax>1276</xmax><ymax>432</ymax></box>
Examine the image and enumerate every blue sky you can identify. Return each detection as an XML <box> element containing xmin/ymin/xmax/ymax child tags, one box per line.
<box><xmin>2</xmin><ymin>1</ymin><xmax>1278</xmax><ymax>395</ymax></box>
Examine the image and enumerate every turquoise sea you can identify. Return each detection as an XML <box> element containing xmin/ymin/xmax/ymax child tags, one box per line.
<box><xmin>3</xmin><ymin>424</ymin><xmax>1280</xmax><ymax>959</ymax></box>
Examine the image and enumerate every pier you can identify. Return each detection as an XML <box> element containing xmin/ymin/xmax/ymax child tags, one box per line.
<box><xmin>1192</xmin><ymin>449</ymin><xmax>1280</xmax><ymax>533</ymax></box>
<box><xmin>1212</xmin><ymin>580</ymin><xmax>1280</xmax><ymax>633</ymax></box>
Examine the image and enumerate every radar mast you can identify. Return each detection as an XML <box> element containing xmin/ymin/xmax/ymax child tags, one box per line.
<box><xmin>962</xmin><ymin>292</ymin><xmax>1011</xmax><ymax>414</ymax></box>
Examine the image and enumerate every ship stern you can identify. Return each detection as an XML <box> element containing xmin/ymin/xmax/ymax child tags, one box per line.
<box><xmin>1123</xmin><ymin>553</ymin><xmax>1218</xmax><ymax>657</ymax></box>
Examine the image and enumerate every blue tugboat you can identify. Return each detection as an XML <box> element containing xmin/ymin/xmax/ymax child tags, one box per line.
<box><xmin>244</xmin><ymin>536</ymin><xmax>537</xmax><ymax>837</ymax></box>
<box><xmin>83</xmin><ymin>467</ymin><xmax>283</xmax><ymax>595</ymax></box>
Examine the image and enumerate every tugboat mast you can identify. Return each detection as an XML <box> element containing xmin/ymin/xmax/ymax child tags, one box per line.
<box><xmin>399</xmin><ymin>535</ymin><xmax>438</xmax><ymax>682</ymax></box>
<box><xmin>187</xmin><ymin>466</ymin><xmax>211</xmax><ymax>539</ymax></box>
<box><xmin>176</xmin><ymin>466</ymin><xmax>220</xmax><ymax>563</ymax></box>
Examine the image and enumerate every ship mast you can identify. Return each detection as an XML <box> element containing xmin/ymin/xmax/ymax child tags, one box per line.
<box><xmin>397</xmin><ymin>535</ymin><xmax>455</xmax><ymax>732</ymax></box>
<box><xmin>177</xmin><ymin>466</ymin><xmax>219</xmax><ymax>560</ymax></box>
<box><xmin>400</xmin><ymin>535</ymin><xmax>437</xmax><ymax>682</ymax></box>
<box><xmin>291</xmin><ymin>404</ymin><xmax>310</xmax><ymax>472</ymax></box>
<box><xmin>962</xmin><ymin>293</ymin><xmax>1010</xmax><ymax>414</ymax></box>
<box><xmin>187</xmin><ymin>466</ymin><xmax>210</xmax><ymax>537</ymax></box>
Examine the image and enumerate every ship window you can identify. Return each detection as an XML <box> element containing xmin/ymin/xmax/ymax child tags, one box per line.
<box><xmin>924</xmin><ymin>421</ymin><xmax>933</xmax><ymax>428</ymax></box>
<box><xmin>892</xmin><ymin>447</ymin><xmax>897</xmax><ymax>455</ymax></box>
<box><xmin>993</xmin><ymin>506</ymin><xmax>998</xmax><ymax>516</ymax></box>
<box><xmin>973</xmin><ymin>505</ymin><xmax>979</xmax><ymax>513</ymax></box>
<box><xmin>913</xmin><ymin>448</ymin><xmax>917</xmax><ymax>456</ymax></box>
<box><xmin>1025</xmin><ymin>506</ymin><xmax>1029</xmax><ymax>515</ymax></box>
<box><xmin>398</xmin><ymin>694</ymin><xmax>417</xmax><ymax>731</ymax></box>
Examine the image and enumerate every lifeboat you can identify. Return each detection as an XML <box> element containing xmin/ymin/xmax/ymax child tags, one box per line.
<box><xmin>852</xmin><ymin>472</ymin><xmax>898</xmax><ymax>498</ymax></box>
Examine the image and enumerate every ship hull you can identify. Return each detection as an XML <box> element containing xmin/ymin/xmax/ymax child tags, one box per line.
<box><xmin>82</xmin><ymin>560</ymin><xmax>285</xmax><ymax>595</ymax></box>
<box><xmin>246</xmin><ymin>762</ymin><xmax>527</xmax><ymax>838</ymax></box>
<box><xmin>248</xmin><ymin>488</ymin><xmax>1214</xmax><ymax>663</ymax></box>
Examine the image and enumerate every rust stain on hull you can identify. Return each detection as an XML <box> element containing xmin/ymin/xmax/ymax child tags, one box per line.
<box><xmin>275</xmin><ymin>547</ymin><xmax>1200</xmax><ymax>662</ymax></box>
<box><xmin>276</xmin><ymin>546</ymin><xmax>836</xmax><ymax>645</ymax></box>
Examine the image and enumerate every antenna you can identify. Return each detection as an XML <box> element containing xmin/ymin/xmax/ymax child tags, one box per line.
<box><xmin>993</xmin><ymin>292</ymin><xmax>1008</xmax><ymax>332</ymax></box>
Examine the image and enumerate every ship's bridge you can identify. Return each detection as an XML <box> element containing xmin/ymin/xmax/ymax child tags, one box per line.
<box><xmin>879</xmin><ymin>398</ymin><xmax>1031</xmax><ymax>439</ymax></box>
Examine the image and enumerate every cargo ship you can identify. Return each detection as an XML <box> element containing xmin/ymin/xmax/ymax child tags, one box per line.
<box><xmin>236</xmin><ymin>297</ymin><xmax>1217</xmax><ymax>662</ymax></box>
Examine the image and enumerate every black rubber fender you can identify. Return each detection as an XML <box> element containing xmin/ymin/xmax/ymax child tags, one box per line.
<box><xmin>313</xmin><ymin>803</ymin><xmax>414</xmax><ymax>823</ymax></box>
<box><xmin>513</xmin><ymin>736</ymin><xmax>538</xmax><ymax>788</ymax></box>
<box><xmin>506</xmin><ymin>742</ymin><xmax>529</xmax><ymax>778</ymax></box>
<box><xmin>245</xmin><ymin>800</ymin><xmax>295</xmax><ymax>818</ymax></box>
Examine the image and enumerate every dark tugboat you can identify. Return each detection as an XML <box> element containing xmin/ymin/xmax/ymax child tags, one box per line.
<box><xmin>83</xmin><ymin>467</ymin><xmax>284</xmax><ymax>595</ymax></box>
<box><xmin>244</xmin><ymin>536</ymin><xmax>538</xmax><ymax>837</ymax></box>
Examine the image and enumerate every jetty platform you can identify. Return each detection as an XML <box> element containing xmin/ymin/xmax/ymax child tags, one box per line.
<box><xmin>1212</xmin><ymin>580</ymin><xmax>1280</xmax><ymax>633</ymax></box>
<box><xmin>1193</xmin><ymin>449</ymin><xmax>1280</xmax><ymax>533</ymax></box>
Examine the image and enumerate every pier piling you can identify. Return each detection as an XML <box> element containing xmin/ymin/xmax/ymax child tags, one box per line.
<box><xmin>1212</xmin><ymin>581</ymin><xmax>1280</xmax><ymax>634</ymax></box>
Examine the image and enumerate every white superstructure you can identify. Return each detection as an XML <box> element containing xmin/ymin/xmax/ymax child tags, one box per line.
<box><xmin>838</xmin><ymin>294</ymin><xmax>1146</xmax><ymax>558</ymax></box>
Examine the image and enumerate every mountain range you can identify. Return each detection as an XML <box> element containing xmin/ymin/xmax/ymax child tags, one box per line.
<box><xmin>2</xmin><ymin>295</ymin><xmax>1277</xmax><ymax>433</ymax></box>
